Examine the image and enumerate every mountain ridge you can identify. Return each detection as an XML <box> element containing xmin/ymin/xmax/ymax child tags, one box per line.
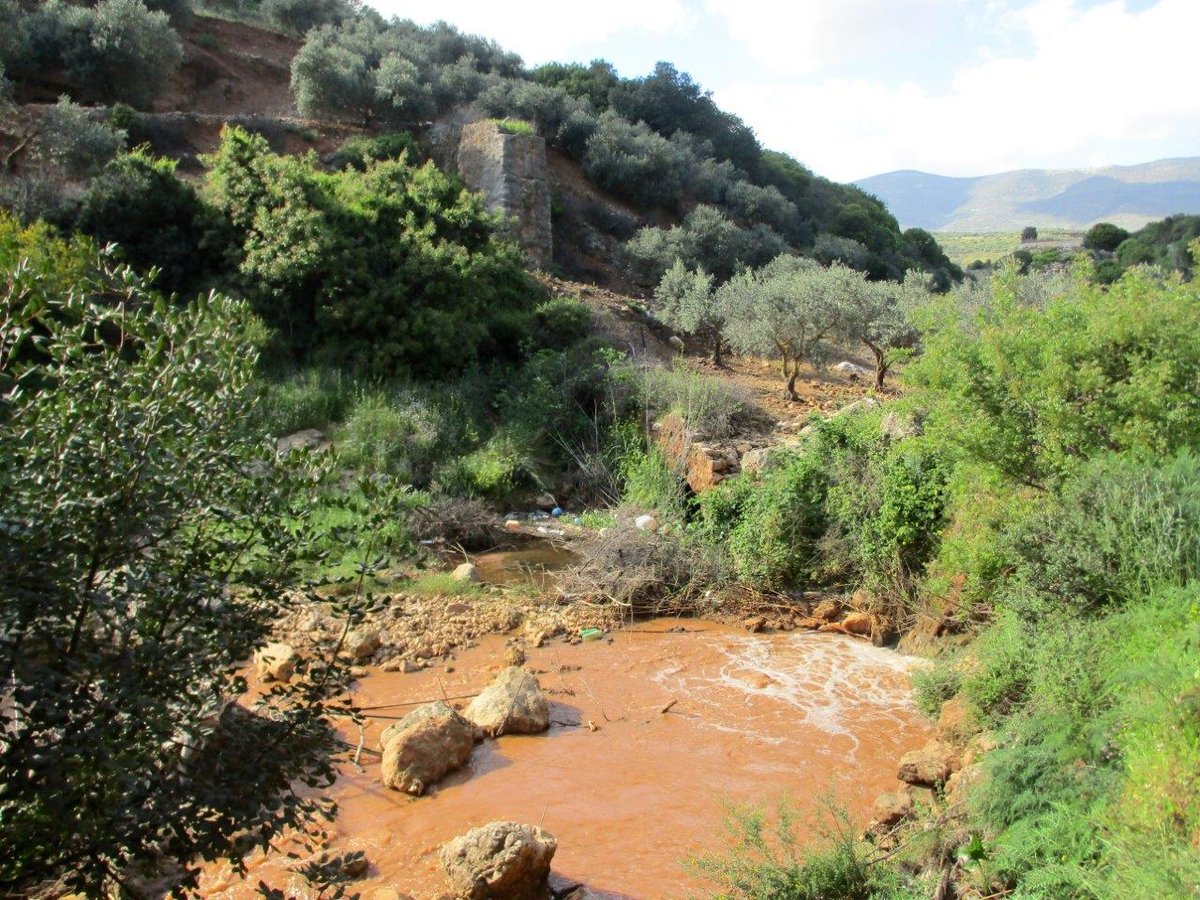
<box><xmin>855</xmin><ymin>157</ymin><xmax>1200</xmax><ymax>232</ymax></box>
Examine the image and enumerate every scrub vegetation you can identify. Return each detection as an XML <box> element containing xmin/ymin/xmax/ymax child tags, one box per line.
<box><xmin>0</xmin><ymin>2</ymin><xmax>1197</xmax><ymax>897</ymax></box>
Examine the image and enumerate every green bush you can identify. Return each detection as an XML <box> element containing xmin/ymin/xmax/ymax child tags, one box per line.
<box><xmin>0</xmin><ymin>216</ymin><xmax>342</xmax><ymax>893</ymax></box>
<box><xmin>688</xmin><ymin>801</ymin><xmax>915</xmax><ymax>899</ymax></box>
<box><xmin>1002</xmin><ymin>451</ymin><xmax>1200</xmax><ymax>614</ymax></box>
<box><xmin>531</xmin><ymin>296</ymin><xmax>592</xmax><ymax>350</ymax></box>
<box><xmin>337</xmin><ymin>391</ymin><xmax>440</xmax><ymax>482</ymax></box>
<box><xmin>621</xmin><ymin>443</ymin><xmax>688</xmax><ymax>521</ymax></box>
<box><xmin>329</xmin><ymin>130</ymin><xmax>421</xmax><ymax>171</ymax></box>
<box><xmin>260</xmin><ymin>0</ymin><xmax>352</xmax><ymax>35</ymax></box>
<box><xmin>77</xmin><ymin>148</ymin><xmax>213</xmax><ymax>295</ymax></box>
<box><xmin>33</xmin><ymin>95</ymin><xmax>127</xmax><ymax>178</ymax></box>
<box><xmin>908</xmin><ymin>259</ymin><xmax>1200</xmax><ymax>489</ymax></box>
<box><xmin>633</xmin><ymin>363</ymin><xmax>752</xmax><ymax>439</ymax></box>
<box><xmin>435</xmin><ymin>431</ymin><xmax>535</xmax><ymax>503</ymax></box>
<box><xmin>204</xmin><ymin>126</ymin><xmax>534</xmax><ymax>376</ymax></box>
<box><xmin>911</xmin><ymin>662</ymin><xmax>962</xmax><ymax>719</ymax></box>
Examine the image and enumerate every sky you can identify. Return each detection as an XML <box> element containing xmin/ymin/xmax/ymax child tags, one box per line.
<box><xmin>365</xmin><ymin>0</ymin><xmax>1200</xmax><ymax>184</ymax></box>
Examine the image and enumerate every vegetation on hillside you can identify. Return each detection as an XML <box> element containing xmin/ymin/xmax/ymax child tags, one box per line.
<box><xmin>2</xmin><ymin>2</ymin><xmax>1199</xmax><ymax>898</ymax></box>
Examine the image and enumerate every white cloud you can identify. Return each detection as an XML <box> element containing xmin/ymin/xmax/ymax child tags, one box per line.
<box><xmin>364</xmin><ymin>0</ymin><xmax>695</xmax><ymax>66</ymax></box>
<box><xmin>705</xmin><ymin>0</ymin><xmax>968</xmax><ymax>75</ymax></box>
<box><xmin>716</xmin><ymin>0</ymin><xmax>1200</xmax><ymax>180</ymax></box>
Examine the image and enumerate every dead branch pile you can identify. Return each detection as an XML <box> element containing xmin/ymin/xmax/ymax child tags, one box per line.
<box><xmin>557</xmin><ymin>520</ymin><xmax>729</xmax><ymax>617</ymax></box>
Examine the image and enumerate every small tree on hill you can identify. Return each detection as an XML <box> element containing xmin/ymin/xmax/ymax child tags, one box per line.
<box><xmin>655</xmin><ymin>259</ymin><xmax>724</xmax><ymax>364</ymax></box>
<box><xmin>1021</xmin><ymin>225</ymin><xmax>1039</xmax><ymax>242</ymax></box>
<box><xmin>838</xmin><ymin>266</ymin><xmax>926</xmax><ymax>390</ymax></box>
<box><xmin>719</xmin><ymin>255</ymin><xmax>846</xmax><ymax>399</ymax></box>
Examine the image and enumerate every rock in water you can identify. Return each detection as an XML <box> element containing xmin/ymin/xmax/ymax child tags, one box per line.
<box><xmin>254</xmin><ymin>642</ymin><xmax>298</xmax><ymax>683</ymax></box>
<box><xmin>463</xmin><ymin>667</ymin><xmax>550</xmax><ymax>737</ymax></box>
<box><xmin>380</xmin><ymin>701</ymin><xmax>479</xmax><ymax>795</ymax></box>
<box><xmin>841</xmin><ymin>612</ymin><xmax>873</xmax><ymax>636</ymax></box>
<box><xmin>440</xmin><ymin>821</ymin><xmax>557</xmax><ymax>900</ymax></box>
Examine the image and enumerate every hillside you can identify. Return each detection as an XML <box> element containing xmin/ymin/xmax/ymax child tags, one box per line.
<box><xmin>856</xmin><ymin>157</ymin><xmax>1200</xmax><ymax>232</ymax></box>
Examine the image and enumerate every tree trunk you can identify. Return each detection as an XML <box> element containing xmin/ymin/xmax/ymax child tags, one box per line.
<box><xmin>786</xmin><ymin>371</ymin><xmax>799</xmax><ymax>401</ymax></box>
<box><xmin>867</xmin><ymin>342</ymin><xmax>887</xmax><ymax>391</ymax></box>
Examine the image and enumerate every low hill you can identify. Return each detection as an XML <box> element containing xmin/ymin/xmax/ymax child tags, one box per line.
<box><xmin>856</xmin><ymin>158</ymin><xmax>1200</xmax><ymax>232</ymax></box>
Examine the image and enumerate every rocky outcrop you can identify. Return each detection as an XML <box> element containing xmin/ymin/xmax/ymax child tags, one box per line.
<box><xmin>346</xmin><ymin>628</ymin><xmax>381</xmax><ymax>663</ymax></box>
<box><xmin>452</xmin><ymin>563</ymin><xmax>481</xmax><ymax>583</ymax></box>
<box><xmin>457</xmin><ymin>121</ymin><xmax>552</xmax><ymax>269</ymax></box>
<box><xmin>653</xmin><ymin>412</ymin><xmax>741</xmax><ymax>493</ymax></box>
<box><xmin>463</xmin><ymin>667</ymin><xmax>550</xmax><ymax>737</ymax></box>
<box><xmin>841</xmin><ymin>611</ymin><xmax>873</xmax><ymax>636</ymax></box>
<box><xmin>869</xmin><ymin>789</ymin><xmax>913</xmax><ymax>834</ymax></box>
<box><xmin>897</xmin><ymin>739</ymin><xmax>959</xmax><ymax>786</ymax></box>
<box><xmin>380</xmin><ymin>701</ymin><xmax>480</xmax><ymax>795</ymax></box>
<box><xmin>440</xmin><ymin>821</ymin><xmax>557</xmax><ymax>900</ymax></box>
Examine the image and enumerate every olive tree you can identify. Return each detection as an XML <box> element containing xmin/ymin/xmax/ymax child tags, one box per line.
<box><xmin>835</xmin><ymin>265</ymin><xmax>926</xmax><ymax>390</ymax></box>
<box><xmin>718</xmin><ymin>255</ymin><xmax>846</xmax><ymax>398</ymax></box>
<box><xmin>0</xmin><ymin>219</ymin><xmax>382</xmax><ymax>895</ymax></box>
<box><xmin>654</xmin><ymin>259</ymin><xmax>724</xmax><ymax>364</ymax></box>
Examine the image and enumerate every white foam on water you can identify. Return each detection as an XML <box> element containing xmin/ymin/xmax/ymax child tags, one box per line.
<box><xmin>650</xmin><ymin>632</ymin><xmax>926</xmax><ymax>758</ymax></box>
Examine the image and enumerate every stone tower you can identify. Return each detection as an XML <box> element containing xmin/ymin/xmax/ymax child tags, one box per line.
<box><xmin>456</xmin><ymin>120</ymin><xmax>552</xmax><ymax>270</ymax></box>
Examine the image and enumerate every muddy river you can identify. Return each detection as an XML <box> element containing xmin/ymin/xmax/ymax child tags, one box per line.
<box><xmin>200</xmin><ymin>621</ymin><xmax>932</xmax><ymax>898</ymax></box>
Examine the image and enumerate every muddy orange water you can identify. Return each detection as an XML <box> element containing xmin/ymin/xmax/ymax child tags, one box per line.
<box><xmin>200</xmin><ymin>621</ymin><xmax>932</xmax><ymax>898</ymax></box>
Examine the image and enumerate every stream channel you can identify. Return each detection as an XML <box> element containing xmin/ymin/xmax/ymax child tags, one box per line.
<box><xmin>201</xmin><ymin>543</ymin><xmax>932</xmax><ymax>898</ymax></box>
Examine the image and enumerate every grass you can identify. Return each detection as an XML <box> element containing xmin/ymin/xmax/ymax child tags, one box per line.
<box><xmin>491</xmin><ymin>118</ymin><xmax>536</xmax><ymax>136</ymax></box>
<box><xmin>633</xmin><ymin>364</ymin><xmax>753</xmax><ymax>439</ymax></box>
<box><xmin>935</xmin><ymin>229</ymin><xmax>1084</xmax><ymax>268</ymax></box>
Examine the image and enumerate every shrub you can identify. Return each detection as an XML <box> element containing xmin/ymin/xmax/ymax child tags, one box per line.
<box><xmin>633</xmin><ymin>364</ymin><xmax>752</xmax><ymax>439</ymax></box>
<box><xmin>0</xmin><ymin>218</ymin><xmax>344</xmax><ymax>893</ymax></box>
<box><xmin>434</xmin><ymin>432</ymin><xmax>535</xmax><ymax>503</ymax></box>
<box><xmin>1082</xmin><ymin>221</ymin><xmax>1129</xmax><ymax>253</ymax></box>
<box><xmin>1001</xmin><ymin>451</ymin><xmax>1200</xmax><ymax>614</ymax></box>
<box><xmin>260</xmin><ymin>0</ymin><xmax>352</xmax><ymax>35</ymax></box>
<box><xmin>687</xmin><ymin>800</ymin><xmax>913</xmax><ymax>899</ymax></box>
<box><xmin>337</xmin><ymin>391</ymin><xmax>441</xmax><ymax>482</ymax></box>
<box><xmin>912</xmin><ymin>662</ymin><xmax>962</xmax><ymax>718</ymax></box>
<box><xmin>907</xmin><ymin>259</ymin><xmax>1200</xmax><ymax>489</ymax></box>
<box><xmin>329</xmin><ymin>130</ymin><xmax>421</xmax><ymax>170</ymax></box>
<box><xmin>32</xmin><ymin>95</ymin><xmax>126</xmax><ymax>178</ymax></box>
<box><xmin>583</xmin><ymin>110</ymin><xmax>692</xmax><ymax>208</ymax></box>
<box><xmin>531</xmin><ymin>296</ymin><xmax>592</xmax><ymax>350</ymax></box>
<box><xmin>76</xmin><ymin>148</ymin><xmax>212</xmax><ymax>295</ymax></box>
<box><xmin>204</xmin><ymin>126</ymin><xmax>534</xmax><ymax>377</ymax></box>
<box><xmin>257</xmin><ymin>368</ymin><xmax>355</xmax><ymax>435</ymax></box>
<box><xmin>74</xmin><ymin>0</ymin><xmax>184</xmax><ymax>108</ymax></box>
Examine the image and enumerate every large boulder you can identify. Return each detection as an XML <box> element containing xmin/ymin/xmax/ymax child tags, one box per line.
<box><xmin>897</xmin><ymin>739</ymin><xmax>958</xmax><ymax>786</ymax></box>
<box><xmin>347</xmin><ymin>628</ymin><xmax>381</xmax><ymax>663</ymax></box>
<box><xmin>254</xmin><ymin>642</ymin><xmax>298</xmax><ymax>683</ymax></box>
<box><xmin>380</xmin><ymin>701</ymin><xmax>480</xmax><ymax>795</ymax></box>
<box><xmin>841</xmin><ymin>611</ymin><xmax>873</xmax><ymax>636</ymax></box>
<box><xmin>440</xmin><ymin>821</ymin><xmax>557</xmax><ymax>900</ymax></box>
<box><xmin>463</xmin><ymin>667</ymin><xmax>550</xmax><ymax>737</ymax></box>
<box><xmin>452</xmin><ymin>563</ymin><xmax>481</xmax><ymax>583</ymax></box>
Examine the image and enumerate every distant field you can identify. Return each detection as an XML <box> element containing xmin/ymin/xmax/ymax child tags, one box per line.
<box><xmin>935</xmin><ymin>229</ymin><xmax>1084</xmax><ymax>268</ymax></box>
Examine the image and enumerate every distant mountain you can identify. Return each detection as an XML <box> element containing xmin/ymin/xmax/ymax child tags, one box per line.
<box><xmin>855</xmin><ymin>158</ymin><xmax>1200</xmax><ymax>232</ymax></box>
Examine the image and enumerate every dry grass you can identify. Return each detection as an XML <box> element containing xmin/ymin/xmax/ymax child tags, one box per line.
<box><xmin>557</xmin><ymin>517</ymin><xmax>729</xmax><ymax>617</ymax></box>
